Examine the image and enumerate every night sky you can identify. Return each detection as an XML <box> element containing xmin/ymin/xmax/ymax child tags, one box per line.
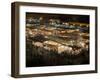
<box><xmin>26</xmin><ymin>12</ymin><xmax>89</xmax><ymax>24</ymax></box>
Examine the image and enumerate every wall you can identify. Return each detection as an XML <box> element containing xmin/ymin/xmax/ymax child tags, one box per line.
<box><xmin>0</xmin><ymin>0</ymin><xmax>99</xmax><ymax>80</ymax></box>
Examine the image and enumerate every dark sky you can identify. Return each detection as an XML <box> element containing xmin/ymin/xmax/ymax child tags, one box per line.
<box><xmin>26</xmin><ymin>12</ymin><xmax>89</xmax><ymax>24</ymax></box>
